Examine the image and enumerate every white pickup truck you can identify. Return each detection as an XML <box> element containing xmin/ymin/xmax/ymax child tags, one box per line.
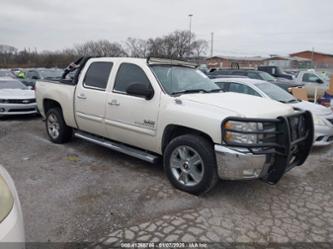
<box><xmin>294</xmin><ymin>70</ymin><xmax>329</xmax><ymax>99</ymax></box>
<box><xmin>36</xmin><ymin>57</ymin><xmax>314</xmax><ymax>194</ymax></box>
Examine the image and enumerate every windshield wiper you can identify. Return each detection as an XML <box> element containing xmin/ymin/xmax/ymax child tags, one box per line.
<box><xmin>171</xmin><ymin>88</ymin><xmax>223</xmax><ymax>95</ymax></box>
<box><xmin>171</xmin><ymin>89</ymin><xmax>209</xmax><ymax>95</ymax></box>
<box><xmin>279</xmin><ymin>99</ymin><xmax>298</xmax><ymax>104</ymax></box>
<box><xmin>208</xmin><ymin>89</ymin><xmax>223</xmax><ymax>93</ymax></box>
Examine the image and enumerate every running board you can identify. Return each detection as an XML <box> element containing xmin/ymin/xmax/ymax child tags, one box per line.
<box><xmin>74</xmin><ymin>131</ymin><xmax>159</xmax><ymax>163</ymax></box>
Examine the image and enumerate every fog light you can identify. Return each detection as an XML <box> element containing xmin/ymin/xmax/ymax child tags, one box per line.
<box><xmin>0</xmin><ymin>108</ymin><xmax>5</xmax><ymax>112</ymax></box>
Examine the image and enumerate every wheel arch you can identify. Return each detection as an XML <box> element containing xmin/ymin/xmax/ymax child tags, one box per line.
<box><xmin>43</xmin><ymin>99</ymin><xmax>62</xmax><ymax>114</ymax></box>
<box><xmin>161</xmin><ymin>124</ymin><xmax>214</xmax><ymax>153</ymax></box>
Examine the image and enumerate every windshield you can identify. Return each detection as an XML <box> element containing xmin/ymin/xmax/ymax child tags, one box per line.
<box><xmin>150</xmin><ymin>65</ymin><xmax>220</xmax><ymax>95</ymax></box>
<box><xmin>256</xmin><ymin>82</ymin><xmax>297</xmax><ymax>103</ymax></box>
<box><xmin>0</xmin><ymin>80</ymin><xmax>27</xmax><ymax>89</ymax></box>
<box><xmin>258</xmin><ymin>72</ymin><xmax>276</xmax><ymax>81</ymax></box>
<box><xmin>40</xmin><ymin>69</ymin><xmax>63</xmax><ymax>79</ymax></box>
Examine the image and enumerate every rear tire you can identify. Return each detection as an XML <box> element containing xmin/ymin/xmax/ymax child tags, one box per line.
<box><xmin>163</xmin><ymin>134</ymin><xmax>218</xmax><ymax>195</ymax></box>
<box><xmin>45</xmin><ymin>108</ymin><xmax>72</xmax><ymax>144</ymax></box>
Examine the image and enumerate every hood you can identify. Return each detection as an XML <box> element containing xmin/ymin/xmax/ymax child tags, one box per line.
<box><xmin>179</xmin><ymin>92</ymin><xmax>295</xmax><ymax>119</ymax></box>
<box><xmin>0</xmin><ymin>89</ymin><xmax>35</xmax><ymax>99</ymax></box>
<box><xmin>290</xmin><ymin>101</ymin><xmax>333</xmax><ymax>117</ymax></box>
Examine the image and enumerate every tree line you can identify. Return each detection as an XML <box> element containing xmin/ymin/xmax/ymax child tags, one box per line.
<box><xmin>0</xmin><ymin>30</ymin><xmax>208</xmax><ymax>68</ymax></box>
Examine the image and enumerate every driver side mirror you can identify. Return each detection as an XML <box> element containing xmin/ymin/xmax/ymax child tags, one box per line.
<box><xmin>316</xmin><ymin>78</ymin><xmax>323</xmax><ymax>84</ymax></box>
<box><xmin>126</xmin><ymin>83</ymin><xmax>154</xmax><ymax>100</ymax></box>
<box><xmin>32</xmin><ymin>76</ymin><xmax>39</xmax><ymax>80</ymax></box>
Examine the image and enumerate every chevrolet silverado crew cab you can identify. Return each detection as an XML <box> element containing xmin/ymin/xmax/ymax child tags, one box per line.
<box><xmin>36</xmin><ymin>57</ymin><xmax>314</xmax><ymax>195</ymax></box>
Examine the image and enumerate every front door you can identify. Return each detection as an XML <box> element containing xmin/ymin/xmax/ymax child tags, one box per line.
<box><xmin>75</xmin><ymin>61</ymin><xmax>113</xmax><ymax>137</ymax></box>
<box><xmin>105</xmin><ymin>63</ymin><xmax>160</xmax><ymax>152</ymax></box>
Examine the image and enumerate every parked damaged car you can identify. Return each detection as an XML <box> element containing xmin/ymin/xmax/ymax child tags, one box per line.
<box><xmin>213</xmin><ymin>78</ymin><xmax>333</xmax><ymax>146</ymax></box>
<box><xmin>35</xmin><ymin>57</ymin><xmax>314</xmax><ymax>194</ymax></box>
<box><xmin>0</xmin><ymin>77</ymin><xmax>37</xmax><ymax>116</ymax></box>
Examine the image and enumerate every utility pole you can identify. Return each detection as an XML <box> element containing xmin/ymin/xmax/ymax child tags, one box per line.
<box><xmin>188</xmin><ymin>14</ymin><xmax>193</xmax><ymax>57</ymax></box>
<box><xmin>210</xmin><ymin>32</ymin><xmax>214</xmax><ymax>57</ymax></box>
<box><xmin>311</xmin><ymin>47</ymin><xmax>315</xmax><ymax>68</ymax></box>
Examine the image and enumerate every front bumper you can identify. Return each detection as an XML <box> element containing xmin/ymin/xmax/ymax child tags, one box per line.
<box><xmin>0</xmin><ymin>165</ymin><xmax>25</xmax><ymax>246</ymax></box>
<box><xmin>0</xmin><ymin>203</ymin><xmax>25</xmax><ymax>245</ymax></box>
<box><xmin>215</xmin><ymin>145</ymin><xmax>268</xmax><ymax>180</ymax></box>
<box><xmin>0</xmin><ymin>103</ymin><xmax>37</xmax><ymax>115</ymax></box>
<box><xmin>216</xmin><ymin>110</ymin><xmax>314</xmax><ymax>183</ymax></box>
<box><xmin>314</xmin><ymin>124</ymin><xmax>333</xmax><ymax>146</ymax></box>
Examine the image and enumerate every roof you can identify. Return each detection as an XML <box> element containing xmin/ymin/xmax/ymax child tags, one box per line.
<box><xmin>207</xmin><ymin>56</ymin><xmax>267</xmax><ymax>61</ymax></box>
<box><xmin>290</xmin><ymin>50</ymin><xmax>333</xmax><ymax>58</ymax></box>
<box><xmin>264</xmin><ymin>56</ymin><xmax>311</xmax><ymax>61</ymax></box>
<box><xmin>212</xmin><ymin>77</ymin><xmax>267</xmax><ymax>85</ymax></box>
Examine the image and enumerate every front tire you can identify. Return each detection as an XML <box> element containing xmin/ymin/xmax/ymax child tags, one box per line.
<box><xmin>45</xmin><ymin>108</ymin><xmax>72</xmax><ymax>144</ymax></box>
<box><xmin>163</xmin><ymin>134</ymin><xmax>218</xmax><ymax>195</ymax></box>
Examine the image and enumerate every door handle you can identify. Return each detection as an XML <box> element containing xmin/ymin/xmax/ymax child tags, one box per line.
<box><xmin>77</xmin><ymin>94</ymin><xmax>87</xmax><ymax>100</ymax></box>
<box><xmin>108</xmin><ymin>99</ymin><xmax>120</xmax><ymax>106</ymax></box>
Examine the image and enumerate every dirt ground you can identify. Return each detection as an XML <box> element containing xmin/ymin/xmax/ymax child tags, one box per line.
<box><xmin>0</xmin><ymin>116</ymin><xmax>332</xmax><ymax>246</ymax></box>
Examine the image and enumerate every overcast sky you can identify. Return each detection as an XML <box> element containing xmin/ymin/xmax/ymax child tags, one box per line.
<box><xmin>1</xmin><ymin>0</ymin><xmax>332</xmax><ymax>56</ymax></box>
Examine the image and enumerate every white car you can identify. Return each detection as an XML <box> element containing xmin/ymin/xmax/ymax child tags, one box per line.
<box><xmin>213</xmin><ymin>78</ymin><xmax>333</xmax><ymax>146</ymax></box>
<box><xmin>0</xmin><ymin>77</ymin><xmax>37</xmax><ymax>116</ymax></box>
<box><xmin>0</xmin><ymin>164</ymin><xmax>25</xmax><ymax>245</ymax></box>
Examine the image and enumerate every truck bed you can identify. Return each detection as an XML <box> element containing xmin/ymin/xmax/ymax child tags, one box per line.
<box><xmin>36</xmin><ymin>79</ymin><xmax>77</xmax><ymax>128</ymax></box>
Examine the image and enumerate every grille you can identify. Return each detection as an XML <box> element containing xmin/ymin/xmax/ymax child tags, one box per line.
<box><xmin>6</xmin><ymin>99</ymin><xmax>36</xmax><ymax>104</ymax></box>
<box><xmin>8</xmin><ymin>108</ymin><xmax>36</xmax><ymax>112</ymax></box>
<box><xmin>262</xmin><ymin>123</ymin><xmax>277</xmax><ymax>143</ymax></box>
<box><xmin>288</xmin><ymin>115</ymin><xmax>306</xmax><ymax>142</ymax></box>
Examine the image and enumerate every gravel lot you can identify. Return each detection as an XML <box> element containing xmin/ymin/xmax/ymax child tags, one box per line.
<box><xmin>0</xmin><ymin>116</ymin><xmax>332</xmax><ymax>246</ymax></box>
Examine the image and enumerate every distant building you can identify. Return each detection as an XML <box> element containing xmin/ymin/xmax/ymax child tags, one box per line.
<box><xmin>263</xmin><ymin>56</ymin><xmax>312</xmax><ymax>69</ymax></box>
<box><xmin>206</xmin><ymin>56</ymin><xmax>266</xmax><ymax>69</ymax></box>
<box><xmin>290</xmin><ymin>51</ymin><xmax>333</xmax><ymax>68</ymax></box>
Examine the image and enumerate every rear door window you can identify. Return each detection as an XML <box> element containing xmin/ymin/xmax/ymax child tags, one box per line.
<box><xmin>302</xmin><ymin>73</ymin><xmax>323</xmax><ymax>83</ymax></box>
<box><xmin>228</xmin><ymin>82</ymin><xmax>260</xmax><ymax>96</ymax></box>
<box><xmin>215</xmin><ymin>82</ymin><xmax>229</xmax><ymax>91</ymax></box>
<box><xmin>83</xmin><ymin>62</ymin><xmax>113</xmax><ymax>90</ymax></box>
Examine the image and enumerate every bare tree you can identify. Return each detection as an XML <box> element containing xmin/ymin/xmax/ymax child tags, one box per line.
<box><xmin>74</xmin><ymin>40</ymin><xmax>127</xmax><ymax>57</ymax></box>
<box><xmin>0</xmin><ymin>30</ymin><xmax>208</xmax><ymax>68</ymax></box>
<box><xmin>191</xmin><ymin>39</ymin><xmax>208</xmax><ymax>57</ymax></box>
<box><xmin>126</xmin><ymin>38</ymin><xmax>149</xmax><ymax>57</ymax></box>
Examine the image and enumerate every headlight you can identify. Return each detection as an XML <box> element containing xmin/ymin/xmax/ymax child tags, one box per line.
<box><xmin>0</xmin><ymin>176</ymin><xmax>14</xmax><ymax>222</ymax></box>
<box><xmin>0</xmin><ymin>99</ymin><xmax>7</xmax><ymax>104</ymax></box>
<box><xmin>313</xmin><ymin>115</ymin><xmax>330</xmax><ymax>126</ymax></box>
<box><xmin>223</xmin><ymin>121</ymin><xmax>264</xmax><ymax>145</ymax></box>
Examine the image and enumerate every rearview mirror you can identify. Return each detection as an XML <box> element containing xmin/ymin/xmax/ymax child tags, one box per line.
<box><xmin>126</xmin><ymin>83</ymin><xmax>154</xmax><ymax>100</ymax></box>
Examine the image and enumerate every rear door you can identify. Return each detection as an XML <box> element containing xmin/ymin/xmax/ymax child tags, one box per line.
<box><xmin>75</xmin><ymin>61</ymin><xmax>113</xmax><ymax>137</ymax></box>
<box><xmin>105</xmin><ymin>62</ymin><xmax>160</xmax><ymax>151</ymax></box>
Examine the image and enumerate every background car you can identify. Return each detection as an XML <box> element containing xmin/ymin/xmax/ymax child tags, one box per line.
<box><xmin>0</xmin><ymin>70</ymin><xmax>16</xmax><ymax>78</ymax></box>
<box><xmin>257</xmin><ymin>66</ymin><xmax>294</xmax><ymax>80</ymax></box>
<box><xmin>294</xmin><ymin>70</ymin><xmax>330</xmax><ymax>99</ymax></box>
<box><xmin>207</xmin><ymin>69</ymin><xmax>304</xmax><ymax>91</ymax></box>
<box><xmin>0</xmin><ymin>164</ymin><xmax>25</xmax><ymax>244</ymax></box>
<box><xmin>0</xmin><ymin>77</ymin><xmax>37</xmax><ymax>116</ymax></box>
<box><xmin>21</xmin><ymin>68</ymin><xmax>63</xmax><ymax>89</ymax></box>
<box><xmin>213</xmin><ymin>77</ymin><xmax>333</xmax><ymax>146</ymax></box>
